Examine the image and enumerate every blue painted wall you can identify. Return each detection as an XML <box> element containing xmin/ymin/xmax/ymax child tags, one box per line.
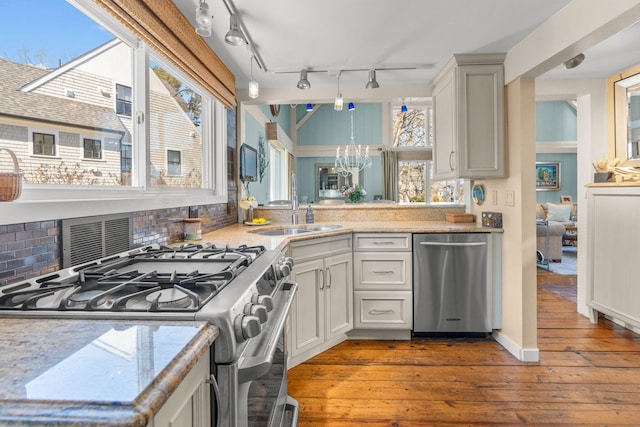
<box><xmin>536</xmin><ymin>101</ymin><xmax>576</xmax><ymax>142</ymax></box>
<box><xmin>296</xmin><ymin>103</ymin><xmax>383</xmax><ymax>202</ymax></box>
<box><xmin>536</xmin><ymin>101</ymin><xmax>577</xmax><ymax>203</ymax></box>
<box><xmin>243</xmin><ymin>113</ymin><xmax>270</xmax><ymax>202</ymax></box>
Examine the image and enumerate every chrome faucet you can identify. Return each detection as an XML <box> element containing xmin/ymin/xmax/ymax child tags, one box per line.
<box><xmin>291</xmin><ymin>172</ymin><xmax>298</xmax><ymax>224</ymax></box>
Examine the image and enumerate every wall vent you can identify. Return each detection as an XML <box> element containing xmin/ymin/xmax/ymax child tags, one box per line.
<box><xmin>62</xmin><ymin>213</ymin><xmax>133</xmax><ymax>267</ymax></box>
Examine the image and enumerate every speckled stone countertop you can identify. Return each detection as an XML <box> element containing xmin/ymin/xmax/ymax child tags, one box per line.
<box><xmin>200</xmin><ymin>220</ymin><xmax>501</xmax><ymax>251</ymax></box>
<box><xmin>0</xmin><ymin>318</ymin><xmax>217</xmax><ymax>426</ymax></box>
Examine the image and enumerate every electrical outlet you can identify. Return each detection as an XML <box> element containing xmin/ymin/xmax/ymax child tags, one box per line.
<box><xmin>491</xmin><ymin>190</ymin><xmax>498</xmax><ymax>205</ymax></box>
<box><xmin>504</xmin><ymin>190</ymin><xmax>515</xmax><ymax>207</ymax></box>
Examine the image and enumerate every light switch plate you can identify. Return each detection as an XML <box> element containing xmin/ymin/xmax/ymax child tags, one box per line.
<box><xmin>504</xmin><ymin>190</ymin><xmax>515</xmax><ymax>207</ymax></box>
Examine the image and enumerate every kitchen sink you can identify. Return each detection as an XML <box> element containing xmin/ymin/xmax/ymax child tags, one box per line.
<box><xmin>253</xmin><ymin>224</ymin><xmax>342</xmax><ymax>236</ymax></box>
<box><xmin>256</xmin><ymin>228</ymin><xmax>311</xmax><ymax>236</ymax></box>
<box><xmin>307</xmin><ymin>225</ymin><xmax>342</xmax><ymax>232</ymax></box>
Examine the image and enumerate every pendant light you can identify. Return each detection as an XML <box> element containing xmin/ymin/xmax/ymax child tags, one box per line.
<box><xmin>195</xmin><ymin>0</ymin><xmax>212</xmax><ymax>37</ymax></box>
<box><xmin>334</xmin><ymin>72</ymin><xmax>343</xmax><ymax>111</ymax></box>
<box><xmin>248</xmin><ymin>55</ymin><xmax>259</xmax><ymax>99</ymax></box>
<box><xmin>348</xmin><ymin>102</ymin><xmax>355</xmax><ymax>111</ymax></box>
<box><xmin>225</xmin><ymin>14</ymin><xmax>247</xmax><ymax>46</ymax></box>
<box><xmin>306</xmin><ymin>104</ymin><xmax>313</xmax><ymax>112</ymax></box>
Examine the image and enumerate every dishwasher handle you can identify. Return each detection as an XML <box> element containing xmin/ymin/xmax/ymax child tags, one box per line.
<box><xmin>419</xmin><ymin>241</ymin><xmax>486</xmax><ymax>247</ymax></box>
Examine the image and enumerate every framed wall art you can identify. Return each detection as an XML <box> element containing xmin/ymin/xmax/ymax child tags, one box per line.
<box><xmin>536</xmin><ymin>162</ymin><xmax>560</xmax><ymax>191</ymax></box>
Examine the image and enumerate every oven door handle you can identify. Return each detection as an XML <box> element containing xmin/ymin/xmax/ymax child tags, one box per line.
<box><xmin>237</xmin><ymin>281</ymin><xmax>298</xmax><ymax>384</ymax></box>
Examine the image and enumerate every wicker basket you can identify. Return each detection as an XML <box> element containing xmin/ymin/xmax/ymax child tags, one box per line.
<box><xmin>0</xmin><ymin>148</ymin><xmax>22</xmax><ymax>202</ymax></box>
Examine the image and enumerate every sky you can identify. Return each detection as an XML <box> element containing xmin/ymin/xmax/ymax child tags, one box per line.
<box><xmin>0</xmin><ymin>0</ymin><xmax>114</xmax><ymax>68</ymax></box>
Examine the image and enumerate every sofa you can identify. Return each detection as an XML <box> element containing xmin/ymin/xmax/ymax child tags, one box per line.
<box><xmin>536</xmin><ymin>203</ymin><xmax>576</xmax><ymax>262</ymax></box>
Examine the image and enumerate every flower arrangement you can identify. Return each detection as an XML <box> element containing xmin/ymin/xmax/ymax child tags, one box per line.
<box><xmin>342</xmin><ymin>185</ymin><xmax>366</xmax><ymax>203</ymax></box>
<box><xmin>239</xmin><ymin>196</ymin><xmax>258</xmax><ymax>210</ymax></box>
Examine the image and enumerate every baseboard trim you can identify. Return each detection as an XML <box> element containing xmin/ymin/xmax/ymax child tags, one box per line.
<box><xmin>493</xmin><ymin>330</ymin><xmax>539</xmax><ymax>362</ymax></box>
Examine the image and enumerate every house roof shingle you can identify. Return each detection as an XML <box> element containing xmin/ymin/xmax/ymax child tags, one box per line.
<box><xmin>0</xmin><ymin>58</ymin><xmax>126</xmax><ymax>135</ymax></box>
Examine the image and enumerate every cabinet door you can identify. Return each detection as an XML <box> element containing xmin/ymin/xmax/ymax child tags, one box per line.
<box><xmin>432</xmin><ymin>70</ymin><xmax>457</xmax><ymax>180</ymax></box>
<box><xmin>324</xmin><ymin>252</ymin><xmax>353</xmax><ymax>339</ymax></box>
<box><xmin>456</xmin><ymin>64</ymin><xmax>504</xmax><ymax>178</ymax></box>
<box><xmin>290</xmin><ymin>259</ymin><xmax>325</xmax><ymax>357</ymax></box>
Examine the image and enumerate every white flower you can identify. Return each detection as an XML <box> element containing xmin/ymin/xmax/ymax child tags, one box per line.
<box><xmin>239</xmin><ymin>197</ymin><xmax>258</xmax><ymax>210</ymax></box>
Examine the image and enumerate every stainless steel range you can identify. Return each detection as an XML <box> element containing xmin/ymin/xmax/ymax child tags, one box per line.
<box><xmin>0</xmin><ymin>242</ymin><xmax>299</xmax><ymax>427</ymax></box>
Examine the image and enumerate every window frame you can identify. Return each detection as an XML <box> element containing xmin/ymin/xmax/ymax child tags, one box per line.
<box><xmin>115</xmin><ymin>83</ymin><xmax>132</xmax><ymax>117</ymax></box>
<box><xmin>82</xmin><ymin>138</ymin><xmax>103</xmax><ymax>160</ymax></box>
<box><xmin>166</xmin><ymin>149</ymin><xmax>182</xmax><ymax>176</ymax></box>
<box><xmin>1</xmin><ymin>0</ymin><xmax>228</xmax><ymax>225</ymax></box>
<box><xmin>32</xmin><ymin>132</ymin><xmax>56</xmax><ymax>157</ymax></box>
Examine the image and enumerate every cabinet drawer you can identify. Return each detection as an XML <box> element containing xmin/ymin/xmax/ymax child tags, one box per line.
<box><xmin>354</xmin><ymin>291</ymin><xmax>412</xmax><ymax>329</ymax></box>
<box><xmin>354</xmin><ymin>252</ymin><xmax>412</xmax><ymax>290</ymax></box>
<box><xmin>354</xmin><ymin>233</ymin><xmax>411</xmax><ymax>252</ymax></box>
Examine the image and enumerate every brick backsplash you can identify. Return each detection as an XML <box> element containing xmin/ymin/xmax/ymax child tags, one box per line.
<box><xmin>0</xmin><ymin>192</ymin><xmax>238</xmax><ymax>287</ymax></box>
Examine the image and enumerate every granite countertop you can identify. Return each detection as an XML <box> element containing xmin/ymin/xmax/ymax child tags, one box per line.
<box><xmin>201</xmin><ymin>220</ymin><xmax>501</xmax><ymax>250</ymax></box>
<box><xmin>0</xmin><ymin>318</ymin><xmax>217</xmax><ymax>426</ymax></box>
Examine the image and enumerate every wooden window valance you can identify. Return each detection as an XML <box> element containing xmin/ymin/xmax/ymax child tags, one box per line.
<box><xmin>93</xmin><ymin>0</ymin><xmax>236</xmax><ymax>108</ymax></box>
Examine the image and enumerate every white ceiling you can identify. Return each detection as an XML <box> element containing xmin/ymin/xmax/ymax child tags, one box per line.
<box><xmin>173</xmin><ymin>0</ymin><xmax>640</xmax><ymax>92</ymax></box>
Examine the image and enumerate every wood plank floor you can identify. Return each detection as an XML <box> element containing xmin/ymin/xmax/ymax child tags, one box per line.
<box><xmin>288</xmin><ymin>269</ymin><xmax>640</xmax><ymax>426</ymax></box>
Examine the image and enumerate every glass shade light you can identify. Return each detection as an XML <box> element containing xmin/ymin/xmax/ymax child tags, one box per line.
<box><xmin>248</xmin><ymin>80</ymin><xmax>259</xmax><ymax>98</ymax></box>
<box><xmin>401</xmin><ymin>104</ymin><xmax>408</xmax><ymax>113</ymax></box>
<box><xmin>297</xmin><ymin>69</ymin><xmax>311</xmax><ymax>89</ymax></box>
<box><xmin>365</xmin><ymin>69</ymin><xmax>379</xmax><ymax>89</ymax></box>
<box><xmin>306</xmin><ymin>103</ymin><xmax>313</xmax><ymax>111</ymax></box>
<box><xmin>225</xmin><ymin>15</ymin><xmax>247</xmax><ymax>46</ymax></box>
<box><xmin>348</xmin><ymin>102</ymin><xmax>355</xmax><ymax>111</ymax></box>
<box><xmin>334</xmin><ymin>94</ymin><xmax>343</xmax><ymax>111</ymax></box>
<box><xmin>195</xmin><ymin>1</ymin><xmax>212</xmax><ymax>37</ymax></box>
<box><xmin>563</xmin><ymin>53</ymin><xmax>585</xmax><ymax>69</ymax></box>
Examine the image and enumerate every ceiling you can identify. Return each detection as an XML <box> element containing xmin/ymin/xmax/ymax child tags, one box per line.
<box><xmin>172</xmin><ymin>0</ymin><xmax>640</xmax><ymax>93</ymax></box>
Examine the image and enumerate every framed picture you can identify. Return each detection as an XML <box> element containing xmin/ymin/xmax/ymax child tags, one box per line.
<box><xmin>536</xmin><ymin>162</ymin><xmax>560</xmax><ymax>191</ymax></box>
<box><xmin>561</xmin><ymin>195</ymin><xmax>573</xmax><ymax>204</ymax></box>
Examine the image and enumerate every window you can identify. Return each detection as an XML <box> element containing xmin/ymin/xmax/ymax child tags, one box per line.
<box><xmin>269</xmin><ymin>142</ymin><xmax>288</xmax><ymax>201</ymax></box>
<box><xmin>167</xmin><ymin>150</ymin><xmax>182</xmax><ymax>176</ymax></box>
<box><xmin>120</xmin><ymin>143</ymin><xmax>132</xmax><ymax>186</ymax></box>
<box><xmin>33</xmin><ymin>132</ymin><xmax>55</xmax><ymax>156</ymax></box>
<box><xmin>83</xmin><ymin>138</ymin><xmax>102</xmax><ymax>159</ymax></box>
<box><xmin>115</xmin><ymin>84</ymin><xmax>132</xmax><ymax>117</ymax></box>
<box><xmin>149</xmin><ymin>59</ymin><xmax>203</xmax><ymax>188</ymax></box>
<box><xmin>391</xmin><ymin>102</ymin><xmax>463</xmax><ymax>203</ymax></box>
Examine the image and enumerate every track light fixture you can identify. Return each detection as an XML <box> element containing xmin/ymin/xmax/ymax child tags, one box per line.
<box><xmin>334</xmin><ymin>72</ymin><xmax>343</xmax><ymax>111</ymax></box>
<box><xmin>195</xmin><ymin>0</ymin><xmax>212</xmax><ymax>37</ymax></box>
<box><xmin>225</xmin><ymin>14</ymin><xmax>247</xmax><ymax>46</ymax></box>
<box><xmin>306</xmin><ymin>104</ymin><xmax>313</xmax><ymax>112</ymax></box>
<box><xmin>365</xmin><ymin>70</ymin><xmax>379</xmax><ymax>89</ymax></box>
<box><xmin>248</xmin><ymin>55</ymin><xmax>259</xmax><ymax>99</ymax></box>
<box><xmin>297</xmin><ymin>69</ymin><xmax>311</xmax><ymax>90</ymax></box>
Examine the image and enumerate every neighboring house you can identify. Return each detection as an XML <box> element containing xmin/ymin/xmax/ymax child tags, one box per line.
<box><xmin>0</xmin><ymin>39</ymin><xmax>202</xmax><ymax>187</ymax></box>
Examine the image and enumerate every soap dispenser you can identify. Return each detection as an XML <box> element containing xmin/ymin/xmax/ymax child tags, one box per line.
<box><xmin>305</xmin><ymin>205</ymin><xmax>314</xmax><ymax>223</ymax></box>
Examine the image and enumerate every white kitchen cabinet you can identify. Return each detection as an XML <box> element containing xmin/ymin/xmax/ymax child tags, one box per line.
<box><xmin>432</xmin><ymin>53</ymin><xmax>505</xmax><ymax>180</ymax></box>
<box><xmin>151</xmin><ymin>348</ymin><xmax>211</xmax><ymax>427</ymax></box>
<box><xmin>288</xmin><ymin>234</ymin><xmax>353</xmax><ymax>367</ymax></box>
<box><xmin>352</xmin><ymin>233</ymin><xmax>412</xmax><ymax>332</ymax></box>
<box><xmin>587</xmin><ymin>186</ymin><xmax>640</xmax><ymax>331</ymax></box>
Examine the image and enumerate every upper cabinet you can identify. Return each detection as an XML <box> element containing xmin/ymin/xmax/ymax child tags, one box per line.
<box><xmin>432</xmin><ymin>54</ymin><xmax>505</xmax><ymax>180</ymax></box>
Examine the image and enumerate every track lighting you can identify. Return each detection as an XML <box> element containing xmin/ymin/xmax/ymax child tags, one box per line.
<box><xmin>225</xmin><ymin>14</ymin><xmax>247</xmax><ymax>46</ymax></box>
<box><xmin>365</xmin><ymin>70</ymin><xmax>379</xmax><ymax>89</ymax></box>
<box><xmin>297</xmin><ymin>69</ymin><xmax>311</xmax><ymax>90</ymax></box>
<box><xmin>334</xmin><ymin>73</ymin><xmax>343</xmax><ymax>111</ymax></box>
<box><xmin>306</xmin><ymin>104</ymin><xmax>313</xmax><ymax>112</ymax></box>
<box><xmin>195</xmin><ymin>0</ymin><xmax>212</xmax><ymax>37</ymax></box>
<box><xmin>348</xmin><ymin>102</ymin><xmax>355</xmax><ymax>111</ymax></box>
<box><xmin>248</xmin><ymin>55</ymin><xmax>259</xmax><ymax>99</ymax></box>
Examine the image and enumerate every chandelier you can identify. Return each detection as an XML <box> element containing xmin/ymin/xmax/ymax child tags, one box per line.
<box><xmin>335</xmin><ymin>109</ymin><xmax>372</xmax><ymax>177</ymax></box>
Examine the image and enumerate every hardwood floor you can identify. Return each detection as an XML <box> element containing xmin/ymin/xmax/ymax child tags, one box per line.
<box><xmin>288</xmin><ymin>269</ymin><xmax>640</xmax><ymax>426</ymax></box>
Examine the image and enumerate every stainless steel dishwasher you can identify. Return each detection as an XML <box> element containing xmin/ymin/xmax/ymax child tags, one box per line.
<box><xmin>413</xmin><ymin>233</ymin><xmax>490</xmax><ymax>336</ymax></box>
